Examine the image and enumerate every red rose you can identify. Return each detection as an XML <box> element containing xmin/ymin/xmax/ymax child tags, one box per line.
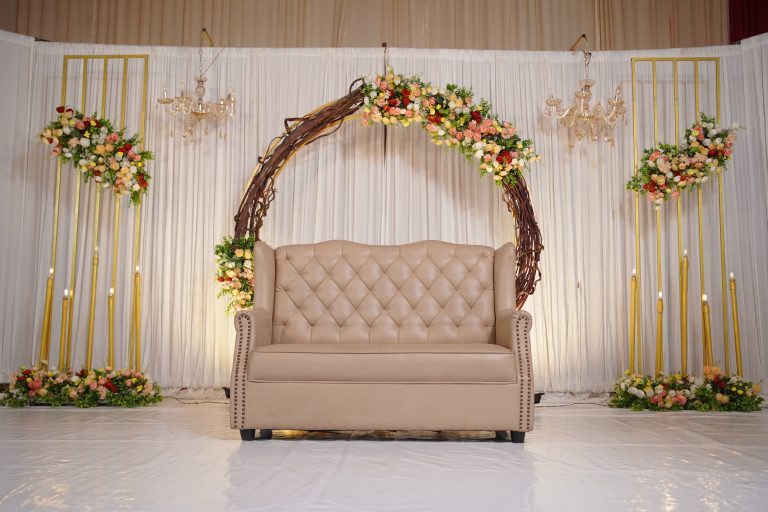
<box><xmin>388</xmin><ymin>98</ymin><xmax>399</xmax><ymax>107</ymax></box>
<box><xmin>427</xmin><ymin>114</ymin><xmax>443</xmax><ymax>124</ymax></box>
<box><xmin>123</xmin><ymin>143</ymin><xmax>132</xmax><ymax>152</ymax></box>
<box><xmin>218</xmin><ymin>277</ymin><xmax>225</xmax><ymax>282</ymax></box>
<box><xmin>402</xmin><ymin>96</ymin><xmax>411</xmax><ymax>107</ymax></box>
<box><xmin>496</xmin><ymin>149</ymin><xmax>512</xmax><ymax>164</ymax></box>
<box><xmin>471</xmin><ymin>110</ymin><xmax>482</xmax><ymax>122</ymax></box>
<box><xmin>56</xmin><ymin>106</ymin><xmax>65</xmax><ymax>113</ymax></box>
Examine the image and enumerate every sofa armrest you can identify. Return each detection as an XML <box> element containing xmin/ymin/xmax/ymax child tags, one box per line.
<box><xmin>496</xmin><ymin>309</ymin><xmax>533</xmax><ymax>382</ymax></box>
<box><xmin>230</xmin><ymin>307</ymin><xmax>272</xmax><ymax>429</ymax></box>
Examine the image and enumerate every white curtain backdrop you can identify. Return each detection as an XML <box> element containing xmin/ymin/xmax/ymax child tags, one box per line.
<box><xmin>1</xmin><ymin>30</ymin><xmax>767</xmax><ymax>392</ymax></box>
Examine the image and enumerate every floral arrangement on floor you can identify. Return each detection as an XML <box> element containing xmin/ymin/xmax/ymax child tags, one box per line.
<box><xmin>0</xmin><ymin>365</ymin><xmax>162</xmax><ymax>408</ymax></box>
<box><xmin>361</xmin><ymin>67</ymin><xmax>540</xmax><ymax>187</ymax></box>
<box><xmin>610</xmin><ymin>366</ymin><xmax>763</xmax><ymax>412</ymax></box>
<box><xmin>39</xmin><ymin>106</ymin><xmax>153</xmax><ymax>204</ymax></box>
<box><xmin>214</xmin><ymin>236</ymin><xmax>257</xmax><ymax>313</ymax></box>
<box><xmin>626</xmin><ymin>113</ymin><xmax>739</xmax><ymax>205</ymax></box>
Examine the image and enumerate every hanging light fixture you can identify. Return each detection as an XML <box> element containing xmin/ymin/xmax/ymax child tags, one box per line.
<box><xmin>544</xmin><ymin>34</ymin><xmax>626</xmax><ymax>148</ymax></box>
<box><xmin>157</xmin><ymin>29</ymin><xmax>236</xmax><ymax>139</ymax></box>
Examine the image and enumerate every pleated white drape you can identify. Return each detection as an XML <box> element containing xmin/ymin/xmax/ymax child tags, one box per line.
<box><xmin>1</xmin><ymin>30</ymin><xmax>767</xmax><ymax>391</ymax></box>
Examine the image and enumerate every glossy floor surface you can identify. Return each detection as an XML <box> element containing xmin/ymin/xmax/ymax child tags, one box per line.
<box><xmin>1</xmin><ymin>396</ymin><xmax>766</xmax><ymax>511</ymax></box>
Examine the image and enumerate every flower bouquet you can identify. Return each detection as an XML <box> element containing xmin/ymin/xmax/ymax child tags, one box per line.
<box><xmin>610</xmin><ymin>366</ymin><xmax>763</xmax><ymax>412</ymax></box>
<box><xmin>214</xmin><ymin>236</ymin><xmax>256</xmax><ymax>314</ymax></box>
<box><xmin>626</xmin><ymin>113</ymin><xmax>739</xmax><ymax>205</ymax></box>
<box><xmin>39</xmin><ymin>106</ymin><xmax>153</xmax><ymax>204</ymax></box>
<box><xmin>0</xmin><ymin>365</ymin><xmax>162</xmax><ymax>408</ymax></box>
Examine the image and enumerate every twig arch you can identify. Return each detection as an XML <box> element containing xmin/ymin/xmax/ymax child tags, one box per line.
<box><xmin>234</xmin><ymin>80</ymin><xmax>542</xmax><ymax>308</ymax></box>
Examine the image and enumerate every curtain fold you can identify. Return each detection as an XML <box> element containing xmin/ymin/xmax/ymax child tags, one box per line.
<box><xmin>1</xmin><ymin>31</ymin><xmax>767</xmax><ymax>391</ymax></box>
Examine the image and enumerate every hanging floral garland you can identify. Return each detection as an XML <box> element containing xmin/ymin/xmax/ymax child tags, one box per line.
<box><xmin>626</xmin><ymin>113</ymin><xmax>739</xmax><ymax>205</ymax></box>
<box><xmin>361</xmin><ymin>68</ymin><xmax>540</xmax><ymax>186</ymax></box>
<box><xmin>214</xmin><ymin>236</ymin><xmax>257</xmax><ymax>314</ymax></box>
<box><xmin>39</xmin><ymin>106</ymin><xmax>153</xmax><ymax>205</ymax></box>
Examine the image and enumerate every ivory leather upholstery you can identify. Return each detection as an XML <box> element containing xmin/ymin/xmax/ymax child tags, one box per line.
<box><xmin>230</xmin><ymin>240</ymin><xmax>534</xmax><ymax>435</ymax></box>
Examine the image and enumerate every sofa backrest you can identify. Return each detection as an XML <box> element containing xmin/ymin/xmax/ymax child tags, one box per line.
<box><xmin>270</xmin><ymin>240</ymin><xmax>497</xmax><ymax>344</ymax></box>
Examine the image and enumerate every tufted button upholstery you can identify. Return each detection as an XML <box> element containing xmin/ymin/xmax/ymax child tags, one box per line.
<box><xmin>272</xmin><ymin>240</ymin><xmax>496</xmax><ymax>344</ymax></box>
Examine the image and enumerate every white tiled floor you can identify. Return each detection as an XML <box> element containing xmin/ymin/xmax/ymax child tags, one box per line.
<box><xmin>1</xmin><ymin>397</ymin><xmax>766</xmax><ymax>511</ymax></box>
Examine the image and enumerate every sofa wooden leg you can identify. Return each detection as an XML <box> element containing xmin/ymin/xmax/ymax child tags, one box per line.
<box><xmin>510</xmin><ymin>431</ymin><xmax>526</xmax><ymax>443</ymax></box>
<box><xmin>240</xmin><ymin>429</ymin><xmax>256</xmax><ymax>441</ymax></box>
<box><xmin>494</xmin><ymin>430</ymin><xmax>509</xmax><ymax>441</ymax></box>
<box><xmin>259</xmin><ymin>429</ymin><xmax>273</xmax><ymax>439</ymax></box>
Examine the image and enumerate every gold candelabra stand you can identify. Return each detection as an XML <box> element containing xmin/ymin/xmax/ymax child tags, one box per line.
<box><xmin>627</xmin><ymin>57</ymin><xmax>744</xmax><ymax>378</ymax></box>
<box><xmin>37</xmin><ymin>54</ymin><xmax>148</xmax><ymax>372</ymax></box>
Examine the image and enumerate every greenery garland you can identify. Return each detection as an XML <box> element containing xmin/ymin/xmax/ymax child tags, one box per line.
<box><xmin>0</xmin><ymin>365</ymin><xmax>162</xmax><ymax>408</ymax></box>
<box><xmin>39</xmin><ymin>106</ymin><xmax>153</xmax><ymax>205</ymax></box>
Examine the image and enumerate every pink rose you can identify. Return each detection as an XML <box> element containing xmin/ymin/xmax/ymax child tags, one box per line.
<box><xmin>29</xmin><ymin>379</ymin><xmax>42</xmax><ymax>390</ymax></box>
<box><xmin>51</xmin><ymin>147</ymin><xmax>62</xmax><ymax>156</ymax></box>
<box><xmin>89</xmin><ymin>381</ymin><xmax>98</xmax><ymax>390</ymax></box>
<box><xmin>75</xmin><ymin>121</ymin><xmax>86</xmax><ymax>130</ymax></box>
<box><xmin>473</xmin><ymin>133</ymin><xmax>482</xmax><ymax>142</ymax></box>
<box><xmin>125</xmin><ymin>379</ymin><xmax>132</xmax><ymax>387</ymax></box>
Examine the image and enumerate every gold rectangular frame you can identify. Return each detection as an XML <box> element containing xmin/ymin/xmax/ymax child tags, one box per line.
<box><xmin>40</xmin><ymin>54</ymin><xmax>149</xmax><ymax>372</ymax></box>
<box><xmin>629</xmin><ymin>57</ymin><xmax>729</xmax><ymax>376</ymax></box>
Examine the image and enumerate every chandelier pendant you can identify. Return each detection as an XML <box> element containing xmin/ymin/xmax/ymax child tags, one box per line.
<box><xmin>544</xmin><ymin>40</ymin><xmax>626</xmax><ymax>149</ymax></box>
<box><xmin>157</xmin><ymin>29</ymin><xmax>236</xmax><ymax>140</ymax></box>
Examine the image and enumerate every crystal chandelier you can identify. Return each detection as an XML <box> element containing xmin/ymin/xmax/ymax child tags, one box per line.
<box><xmin>544</xmin><ymin>37</ymin><xmax>626</xmax><ymax>148</ymax></box>
<box><xmin>157</xmin><ymin>29</ymin><xmax>236</xmax><ymax>139</ymax></box>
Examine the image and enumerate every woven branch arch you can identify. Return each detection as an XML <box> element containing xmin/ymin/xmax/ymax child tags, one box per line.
<box><xmin>234</xmin><ymin>80</ymin><xmax>543</xmax><ymax>309</ymax></box>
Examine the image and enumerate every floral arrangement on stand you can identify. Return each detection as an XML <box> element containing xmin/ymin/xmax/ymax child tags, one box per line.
<box><xmin>626</xmin><ymin>113</ymin><xmax>739</xmax><ymax>205</ymax></box>
<box><xmin>361</xmin><ymin>67</ymin><xmax>540</xmax><ymax>186</ymax></box>
<box><xmin>214</xmin><ymin>236</ymin><xmax>257</xmax><ymax>313</ymax></box>
<box><xmin>39</xmin><ymin>106</ymin><xmax>153</xmax><ymax>204</ymax></box>
<box><xmin>610</xmin><ymin>366</ymin><xmax>763</xmax><ymax>412</ymax></box>
<box><xmin>0</xmin><ymin>365</ymin><xmax>162</xmax><ymax>408</ymax></box>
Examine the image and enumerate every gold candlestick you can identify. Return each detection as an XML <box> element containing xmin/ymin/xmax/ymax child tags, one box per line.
<box><xmin>680</xmin><ymin>251</ymin><xmax>689</xmax><ymax>375</ymax></box>
<box><xmin>39</xmin><ymin>268</ymin><xmax>54</xmax><ymax>366</ymax></box>
<box><xmin>628</xmin><ymin>269</ymin><xmax>638</xmax><ymax>372</ymax></box>
<box><xmin>730</xmin><ymin>274</ymin><xmax>743</xmax><ymax>377</ymax></box>
<box><xmin>85</xmin><ymin>246</ymin><xmax>99</xmax><ymax>371</ymax></box>
<box><xmin>108</xmin><ymin>288</ymin><xmax>115</xmax><ymax>368</ymax></box>
<box><xmin>133</xmin><ymin>266</ymin><xmax>142</xmax><ymax>370</ymax></box>
<box><xmin>655</xmin><ymin>291</ymin><xmax>664</xmax><ymax>375</ymax></box>
<box><xmin>702</xmin><ymin>294</ymin><xmax>713</xmax><ymax>367</ymax></box>
<box><xmin>57</xmin><ymin>289</ymin><xmax>70</xmax><ymax>370</ymax></box>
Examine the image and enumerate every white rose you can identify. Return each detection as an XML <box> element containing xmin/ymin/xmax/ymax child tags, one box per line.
<box><xmin>474</xmin><ymin>150</ymin><xmax>483</xmax><ymax>159</ymax></box>
<box><xmin>80</xmin><ymin>138</ymin><xmax>90</xmax><ymax>147</ymax></box>
<box><xmin>71</xmin><ymin>375</ymin><xmax>80</xmax><ymax>383</ymax></box>
<box><xmin>620</xmin><ymin>382</ymin><xmax>627</xmax><ymax>391</ymax></box>
<box><xmin>243</xmin><ymin>260</ymin><xmax>253</xmax><ymax>268</ymax></box>
<box><xmin>666</xmin><ymin>172</ymin><xmax>673</xmax><ymax>179</ymax></box>
<box><xmin>132</xmin><ymin>184</ymin><xmax>140</xmax><ymax>191</ymax></box>
<box><xmin>645</xmin><ymin>388</ymin><xmax>655</xmax><ymax>397</ymax></box>
<box><xmin>703</xmin><ymin>139</ymin><xmax>711</xmax><ymax>146</ymax></box>
<box><xmin>437</xmin><ymin>129</ymin><xmax>445</xmax><ymax>136</ymax></box>
<box><xmin>668</xmin><ymin>390</ymin><xmax>677</xmax><ymax>397</ymax></box>
<box><xmin>227</xmin><ymin>262</ymin><xmax>236</xmax><ymax>269</ymax></box>
<box><xmin>473</xmin><ymin>142</ymin><xmax>483</xmax><ymax>150</ymax></box>
<box><xmin>63</xmin><ymin>127</ymin><xmax>71</xmax><ymax>135</ymax></box>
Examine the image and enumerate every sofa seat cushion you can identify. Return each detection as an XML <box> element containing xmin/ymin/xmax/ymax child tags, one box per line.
<box><xmin>247</xmin><ymin>343</ymin><xmax>517</xmax><ymax>384</ymax></box>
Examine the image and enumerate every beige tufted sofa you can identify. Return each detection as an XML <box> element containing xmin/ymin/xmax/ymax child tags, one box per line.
<box><xmin>230</xmin><ymin>240</ymin><xmax>534</xmax><ymax>442</ymax></box>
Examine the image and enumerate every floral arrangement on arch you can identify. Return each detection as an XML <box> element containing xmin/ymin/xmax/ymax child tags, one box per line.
<box><xmin>0</xmin><ymin>365</ymin><xmax>162</xmax><ymax>408</ymax></box>
<box><xmin>39</xmin><ymin>106</ymin><xmax>153</xmax><ymax>205</ymax></box>
<box><xmin>626</xmin><ymin>113</ymin><xmax>739</xmax><ymax>205</ymax></box>
<box><xmin>610</xmin><ymin>366</ymin><xmax>762</xmax><ymax>412</ymax></box>
<box><xmin>361</xmin><ymin>68</ymin><xmax>540</xmax><ymax>186</ymax></box>
<box><xmin>214</xmin><ymin>236</ymin><xmax>256</xmax><ymax>313</ymax></box>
